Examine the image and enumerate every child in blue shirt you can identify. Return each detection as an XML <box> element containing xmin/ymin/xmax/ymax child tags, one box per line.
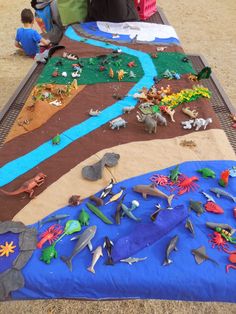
<box><xmin>15</xmin><ymin>8</ymin><xmax>50</xmax><ymax>57</ymax></box>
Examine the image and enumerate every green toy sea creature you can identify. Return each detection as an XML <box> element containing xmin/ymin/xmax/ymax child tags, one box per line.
<box><xmin>189</xmin><ymin>200</ymin><xmax>205</xmax><ymax>216</ymax></box>
<box><xmin>64</xmin><ymin>220</ymin><xmax>81</xmax><ymax>234</ymax></box>
<box><xmin>215</xmin><ymin>227</ymin><xmax>236</xmax><ymax>244</ymax></box>
<box><xmin>86</xmin><ymin>202</ymin><xmax>113</xmax><ymax>224</ymax></box>
<box><xmin>52</xmin><ymin>134</ymin><xmax>61</xmax><ymax>145</ymax></box>
<box><xmin>197</xmin><ymin>168</ymin><xmax>216</xmax><ymax>178</ymax></box>
<box><xmin>79</xmin><ymin>209</ymin><xmax>90</xmax><ymax>226</ymax></box>
<box><xmin>169</xmin><ymin>165</ymin><xmax>181</xmax><ymax>182</ymax></box>
<box><xmin>40</xmin><ymin>243</ymin><xmax>57</xmax><ymax>264</ymax></box>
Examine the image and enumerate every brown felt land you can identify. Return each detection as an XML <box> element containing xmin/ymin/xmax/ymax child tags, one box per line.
<box><xmin>0</xmin><ymin>75</ymin><xmax>222</xmax><ymax>221</ymax></box>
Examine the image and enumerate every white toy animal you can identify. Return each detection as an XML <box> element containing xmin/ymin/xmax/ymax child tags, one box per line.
<box><xmin>193</xmin><ymin>118</ymin><xmax>212</xmax><ymax>131</ymax></box>
<box><xmin>181</xmin><ymin>120</ymin><xmax>194</xmax><ymax>129</ymax></box>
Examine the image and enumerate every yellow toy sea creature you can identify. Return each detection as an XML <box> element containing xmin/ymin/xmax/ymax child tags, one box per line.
<box><xmin>117</xmin><ymin>69</ymin><xmax>127</xmax><ymax>81</ymax></box>
<box><xmin>105</xmin><ymin>187</ymin><xmax>126</xmax><ymax>205</ymax></box>
<box><xmin>0</xmin><ymin>241</ymin><xmax>16</xmax><ymax>257</ymax></box>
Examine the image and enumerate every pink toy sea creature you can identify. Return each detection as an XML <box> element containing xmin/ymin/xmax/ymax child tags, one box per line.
<box><xmin>150</xmin><ymin>174</ymin><xmax>169</xmax><ymax>186</ymax></box>
<box><xmin>176</xmin><ymin>175</ymin><xmax>199</xmax><ymax>195</ymax></box>
<box><xmin>37</xmin><ymin>224</ymin><xmax>63</xmax><ymax>249</ymax></box>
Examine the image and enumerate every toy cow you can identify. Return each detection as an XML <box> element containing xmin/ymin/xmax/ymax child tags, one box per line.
<box><xmin>109</xmin><ymin>117</ymin><xmax>127</xmax><ymax>130</ymax></box>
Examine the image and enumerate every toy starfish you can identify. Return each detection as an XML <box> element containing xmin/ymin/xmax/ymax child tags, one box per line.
<box><xmin>0</xmin><ymin>241</ymin><xmax>16</xmax><ymax>257</ymax></box>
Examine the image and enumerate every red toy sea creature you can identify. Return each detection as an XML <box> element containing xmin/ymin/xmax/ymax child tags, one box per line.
<box><xmin>218</xmin><ymin>169</ymin><xmax>230</xmax><ymax>187</ymax></box>
<box><xmin>222</xmin><ymin>247</ymin><xmax>236</xmax><ymax>272</ymax></box>
<box><xmin>150</xmin><ymin>174</ymin><xmax>169</xmax><ymax>186</ymax></box>
<box><xmin>204</xmin><ymin>201</ymin><xmax>224</xmax><ymax>214</ymax></box>
<box><xmin>208</xmin><ymin>231</ymin><xmax>229</xmax><ymax>251</ymax></box>
<box><xmin>37</xmin><ymin>224</ymin><xmax>63</xmax><ymax>249</ymax></box>
<box><xmin>176</xmin><ymin>175</ymin><xmax>199</xmax><ymax>195</ymax></box>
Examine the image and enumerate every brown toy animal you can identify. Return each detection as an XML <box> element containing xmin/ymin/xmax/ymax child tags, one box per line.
<box><xmin>137</xmin><ymin>112</ymin><xmax>157</xmax><ymax>134</ymax></box>
<box><xmin>0</xmin><ymin>173</ymin><xmax>47</xmax><ymax>198</ymax></box>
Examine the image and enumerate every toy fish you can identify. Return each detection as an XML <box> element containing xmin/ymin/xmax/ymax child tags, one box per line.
<box><xmin>105</xmin><ymin>187</ymin><xmax>125</xmax><ymax>205</ymax></box>
<box><xmin>201</xmin><ymin>191</ymin><xmax>215</xmax><ymax>203</ymax></box>
<box><xmin>185</xmin><ymin>218</ymin><xmax>195</xmax><ymax>236</ymax></box>
<box><xmin>87</xmin><ymin>245</ymin><xmax>103</xmax><ymax>274</ymax></box>
<box><xmin>191</xmin><ymin>246</ymin><xmax>218</xmax><ymax>265</ymax></box>
<box><xmin>218</xmin><ymin>169</ymin><xmax>230</xmax><ymax>187</ymax></box>
<box><xmin>121</xmin><ymin>201</ymin><xmax>141</xmax><ymax>222</ymax></box>
<box><xmin>189</xmin><ymin>200</ymin><xmax>205</xmax><ymax>216</ymax></box>
<box><xmin>61</xmin><ymin>226</ymin><xmax>97</xmax><ymax>271</ymax></box>
<box><xmin>100</xmin><ymin>179</ymin><xmax>114</xmax><ymax>199</ymax></box>
<box><xmin>120</xmin><ymin>257</ymin><xmax>147</xmax><ymax>265</ymax></box>
<box><xmin>38</xmin><ymin>214</ymin><xmax>70</xmax><ymax>229</ymax></box>
<box><xmin>210</xmin><ymin>187</ymin><xmax>236</xmax><ymax>203</ymax></box>
<box><xmin>133</xmin><ymin>183</ymin><xmax>175</xmax><ymax>207</ymax></box>
<box><xmin>103</xmin><ymin>236</ymin><xmax>114</xmax><ymax>265</ymax></box>
<box><xmin>206</xmin><ymin>222</ymin><xmax>236</xmax><ymax>235</ymax></box>
<box><xmin>163</xmin><ymin>235</ymin><xmax>179</xmax><ymax>266</ymax></box>
<box><xmin>89</xmin><ymin>195</ymin><xmax>104</xmax><ymax>206</ymax></box>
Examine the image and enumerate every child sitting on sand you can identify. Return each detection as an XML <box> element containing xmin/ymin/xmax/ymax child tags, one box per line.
<box><xmin>15</xmin><ymin>8</ymin><xmax>50</xmax><ymax>57</ymax></box>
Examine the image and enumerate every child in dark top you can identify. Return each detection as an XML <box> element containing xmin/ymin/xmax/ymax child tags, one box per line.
<box><xmin>15</xmin><ymin>8</ymin><xmax>50</xmax><ymax>57</ymax></box>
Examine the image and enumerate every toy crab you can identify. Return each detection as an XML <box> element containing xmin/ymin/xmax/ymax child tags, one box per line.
<box><xmin>150</xmin><ymin>174</ymin><xmax>169</xmax><ymax>186</ymax></box>
<box><xmin>37</xmin><ymin>224</ymin><xmax>63</xmax><ymax>249</ymax></box>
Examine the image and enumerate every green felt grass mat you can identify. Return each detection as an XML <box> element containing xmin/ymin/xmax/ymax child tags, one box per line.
<box><xmin>36</xmin><ymin>54</ymin><xmax>144</xmax><ymax>86</ymax></box>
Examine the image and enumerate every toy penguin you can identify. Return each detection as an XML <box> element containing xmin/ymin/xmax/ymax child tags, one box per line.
<box><xmin>100</xmin><ymin>179</ymin><xmax>114</xmax><ymax>199</ymax></box>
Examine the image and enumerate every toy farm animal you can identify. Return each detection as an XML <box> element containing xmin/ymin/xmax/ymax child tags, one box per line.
<box><xmin>0</xmin><ymin>173</ymin><xmax>47</xmax><ymax>198</ymax></box>
<box><xmin>109</xmin><ymin>117</ymin><xmax>127</xmax><ymax>130</ymax></box>
<box><xmin>89</xmin><ymin>109</ymin><xmax>101</xmax><ymax>116</ymax></box>
<box><xmin>193</xmin><ymin>118</ymin><xmax>212</xmax><ymax>130</ymax></box>
<box><xmin>152</xmin><ymin>112</ymin><xmax>167</xmax><ymax>126</ymax></box>
<box><xmin>122</xmin><ymin>106</ymin><xmax>135</xmax><ymax>114</ymax></box>
<box><xmin>137</xmin><ymin>112</ymin><xmax>157</xmax><ymax>134</ymax></box>
<box><xmin>182</xmin><ymin>107</ymin><xmax>199</xmax><ymax>119</ymax></box>
<box><xmin>181</xmin><ymin>120</ymin><xmax>194</xmax><ymax>129</ymax></box>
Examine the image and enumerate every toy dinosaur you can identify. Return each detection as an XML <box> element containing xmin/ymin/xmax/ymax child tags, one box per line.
<box><xmin>0</xmin><ymin>172</ymin><xmax>47</xmax><ymax>198</ymax></box>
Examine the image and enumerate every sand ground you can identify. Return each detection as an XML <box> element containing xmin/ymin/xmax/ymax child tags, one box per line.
<box><xmin>0</xmin><ymin>0</ymin><xmax>236</xmax><ymax>313</ymax></box>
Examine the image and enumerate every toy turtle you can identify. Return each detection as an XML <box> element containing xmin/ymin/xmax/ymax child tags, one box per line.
<box><xmin>197</xmin><ymin>168</ymin><xmax>216</xmax><ymax>178</ymax></box>
<box><xmin>52</xmin><ymin>134</ymin><xmax>61</xmax><ymax>145</ymax></box>
<box><xmin>78</xmin><ymin>209</ymin><xmax>90</xmax><ymax>226</ymax></box>
<box><xmin>40</xmin><ymin>244</ymin><xmax>57</xmax><ymax>264</ymax></box>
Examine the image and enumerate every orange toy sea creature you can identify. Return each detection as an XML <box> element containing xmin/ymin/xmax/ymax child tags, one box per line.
<box><xmin>176</xmin><ymin>175</ymin><xmax>199</xmax><ymax>195</ymax></box>
<box><xmin>37</xmin><ymin>224</ymin><xmax>63</xmax><ymax>249</ymax></box>
<box><xmin>0</xmin><ymin>241</ymin><xmax>16</xmax><ymax>257</ymax></box>
<box><xmin>222</xmin><ymin>247</ymin><xmax>236</xmax><ymax>272</ymax></box>
<box><xmin>218</xmin><ymin>169</ymin><xmax>230</xmax><ymax>187</ymax></box>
